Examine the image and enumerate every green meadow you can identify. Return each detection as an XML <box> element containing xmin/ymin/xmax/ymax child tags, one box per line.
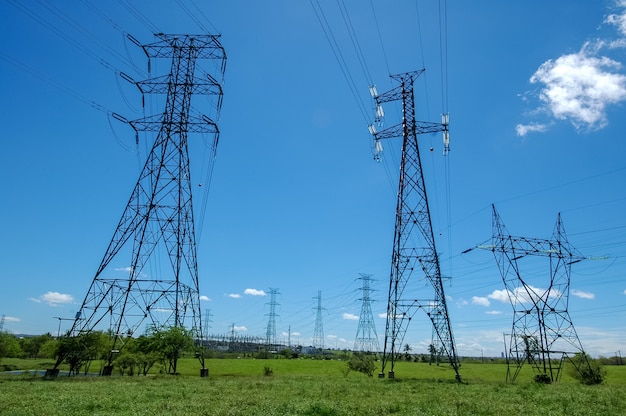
<box><xmin>1</xmin><ymin>358</ymin><xmax>625</xmax><ymax>415</ymax></box>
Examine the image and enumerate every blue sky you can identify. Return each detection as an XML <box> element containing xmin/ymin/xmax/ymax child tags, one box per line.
<box><xmin>1</xmin><ymin>1</ymin><xmax>624</xmax><ymax>358</ymax></box>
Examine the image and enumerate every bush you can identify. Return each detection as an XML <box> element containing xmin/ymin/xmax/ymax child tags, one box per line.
<box><xmin>567</xmin><ymin>353</ymin><xmax>606</xmax><ymax>385</ymax></box>
<box><xmin>347</xmin><ymin>352</ymin><xmax>376</xmax><ymax>377</ymax></box>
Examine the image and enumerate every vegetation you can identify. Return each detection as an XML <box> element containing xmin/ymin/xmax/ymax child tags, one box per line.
<box><xmin>347</xmin><ymin>352</ymin><xmax>376</xmax><ymax>376</ymax></box>
<box><xmin>566</xmin><ymin>353</ymin><xmax>607</xmax><ymax>385</ymax></box>
<box><xmin>0</xmin><ymin>358</ymin><xmax>625</xmax><ymax>415</ymax></box>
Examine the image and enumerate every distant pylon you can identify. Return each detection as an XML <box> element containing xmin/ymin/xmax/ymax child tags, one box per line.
<box><xmin>54</xmin><ymin>34</ymin><xmax>226</xmax><ymax>376</ymax></box>
<box><xmin>265</xmin><ymin>288</ymin><xmax>280</xmax><ymax>348</ymax></box>
<box><xmin>353</xmin><ymin>274</ymin><xmax>380</xmax><ymax>353</ymax></box>
<box><xmin>369</xmin><ymin>71</ymin><xmax>461</xmax><ymax>381</ymax></box>
<box><xmin>487</xmin><ymin>205</ymin><xmax>593</xmax><ymax>383</ymax></box>
<box><xmin>312</xmin><ymin>291</ymin><xmax>324</xmax><ymax>351</ymax></box>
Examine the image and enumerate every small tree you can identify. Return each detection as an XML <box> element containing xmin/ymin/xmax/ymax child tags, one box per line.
<box><xmin>151</xmin><ymin>326</ymin><xmax>193</xmax><ymax>374</ymax></box>
<box><xmin>56</xmin><ymin>331</ymin><xmax>109</xmax><ymax>375</ymax></box>
<box><xmin>347</xmin><ymin>352</ymin><xmax>376</xmax><ymax>377</ymax></box>
<box><xmin>567</xmin><ymin>353</ymin><xmax>606</xmax><ymax>385</ymax></box>
<box><xmin>403</xmin><ymin>344</ymin><xmax>412</xmax><ymax>361</ymax></box>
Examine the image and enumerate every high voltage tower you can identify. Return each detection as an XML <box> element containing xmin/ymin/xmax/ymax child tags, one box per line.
<box><xmin>265</xmin><ymin>288</ymin><xmax>280</xmax><ymax>349</ymax></box>
<box><xmin>369</xmin><ymin>71</ymin><xmax>460</xmax><ymax>380</ymax></box>
<box><xmin>312</xmin><ymin>291</ymin><xmax>324</xmax><ymax>351</ymax></box>
<box><xmin>484</xmin><ymin>205</ymin><xmax>594</xmax><ymax>383</ymax></box>
<box><xmin>353</xmin><ymin>273</ymin><xmax>380</xmax><ymax>353</ymax></box>
<box><xmin>51</xmin><ymin>34</ymin><xmax>226</xmax><ymax>377</ymax></box>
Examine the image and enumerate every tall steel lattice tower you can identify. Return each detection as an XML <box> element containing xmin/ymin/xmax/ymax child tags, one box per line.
<box><xmin>265</xmin><ymin>288</ymin><xmax>280</xmax><ymax>348</ymax></box>
<box><xmin>488</xmin><ymin>205</ymin><xmax>593</xmax><ymax>383</ymax></box>
<box><xmin>55</xmin><ymin>34</ymin><xmax>226</xmax><ymax>376</ymax></box>
<box><xmin>312</xmin><ymin>291</ymin><xmax>324</xmax><ymax>351</ymax></box>
<box><xmin>353</xmin><ymin>273</ymin><xmax>380</xmax><ymax>353</ymax></box>
<box><xmin>369</xmin><ymin>71</ymin><xmax>460</xmax><ymax>380</ymax></box>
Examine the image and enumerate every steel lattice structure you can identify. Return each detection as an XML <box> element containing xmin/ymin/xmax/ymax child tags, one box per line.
<box><xmin>370</xmin><ymin>71</ymin><xmax>461</xmax><ymax>380</ymax></box>
<box><xmin>265</xmin><ymin>288</ymin><xmax>280</xmax><ymax>348</ymax></box>
<box><xmin>488</xmin><ymin>205</ymin><xmax>593</xmax><ymax>382</ymax></box>
<box><xmin>313</xmin><ymin>291</ymin><xmax>324</xmax><ymax>352</ymax></box>
<box><xmin>353</xmin><ymin>273</ymin><xmax>380</xmax><ymax>353</ymax></box>
<box><xmin>55</xmin><ymin>34</ymin><xmax>226</xmax><ymax>376</ymax></box>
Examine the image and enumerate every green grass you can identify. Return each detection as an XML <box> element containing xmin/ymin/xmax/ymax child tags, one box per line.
<box><xmin>1</xmin><ymin>358</ymin><xmax>625</xmax><ymax>415</ymax></box>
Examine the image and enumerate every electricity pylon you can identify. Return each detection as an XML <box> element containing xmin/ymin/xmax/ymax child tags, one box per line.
<box><xmin>312</xmin><ymin>291</ymin><xmax>324</xmax><ymax>352</ymax></box>
<box><xmin>369</xmin><ymin>71</ymin><xmax>460</xmax><ymax>380</ymax></box>
<box><xmin>265</xmin><ymin>288</ymin><xmax>280</xmax><ymax>348</ymax></box>
<box><xmin>353</xmin><ymin>273</ymin><xmax>379</xmax><ymax>353</ymax></box>
<box><xmin>53</xmin><ymin>34</ymin><xmax>226</xmax><ymax>377</ymax></box>
<box><xmin>488</xmin><ymin>205</ymin><xmax>593</xmax><ymax>383</ymax></box>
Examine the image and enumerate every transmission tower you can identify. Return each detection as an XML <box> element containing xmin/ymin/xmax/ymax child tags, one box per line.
<box><xmin>353</xmin><ymin>274</ymin><xmax>380</xmax><ymax>353</ymax></box>
<box><xmin>369</xmin><ymin>71</ymin><xmax>460</xmax><ymax>380</ymax></box>
<box><xmin>312</xmin><ymin>291</ymin><xmax>324</xmax><ymax>352</ymax></box>
<box><xmin>53</xmin><ymin>34</ymin><xmax>226</xmax><ymax>377</ymax></box>
<box><xmin>265</xmin><ymin>288</ymin><xmax>280</xmax><ymax>349</ymax></box>
<box><xmin>487</xmin><ymin>205</ymin><xmax>593</xmax><ymax>383</ymax></box>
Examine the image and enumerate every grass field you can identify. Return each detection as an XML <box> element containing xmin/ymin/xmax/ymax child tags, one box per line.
<box><xmin>1</xmin><ymin>358</ymin><xmax>625</xmax><ymax>415</ymax></box>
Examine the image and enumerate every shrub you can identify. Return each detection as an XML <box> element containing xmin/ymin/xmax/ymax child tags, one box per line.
<box><xmin>347</xmin><ymin>352</ymin><xmax>376</xmax><ymax>377</ymax></box>
<box><xmin>567</xmin><ymin>354</ymin><xmax>606</xmax><ymax>385</ymax></box>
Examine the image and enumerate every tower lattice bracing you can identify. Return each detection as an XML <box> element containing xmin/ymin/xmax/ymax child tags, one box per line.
<box><xmin>370</xmin><ymin>71</ymin><xmax>460</xmax><ymax>380</ymax></box>
<box><xmin>489</xmin><ymin>205</ymin><xmax>593</xmax><ymax>383</ymax></box>
<box><xmin>312</xmin><ymin>291</ymin><xmax>324</xmax><ymax>352</ymax></box>
<box><xmin>353</xmin><ymin>273</ymin><xmax>380</xmax><ymax>353</ymax></box>
<box><xmin>58</xmin><ymin>34</ymin><xmax>226</xmax><ymax>375</ymax></box>
<box><xmin>265</xmin><ymin>288</ymin><xmax>279</xmax><ymax>348</ymax></box>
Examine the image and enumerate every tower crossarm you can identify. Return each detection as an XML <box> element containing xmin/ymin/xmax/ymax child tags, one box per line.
<box><xmin>373</xmin><ymin>121</ymin><xmax>447</xmax><ymax>141</ymax></box>
<box><xmin>142</xmin><ymin>34</ymin><xmax>226</xmax><ymax>61</ymax></box>
<box><xmin>489</xmin><ymin>235</ymin><xmax>585</xmax><ymax>262</ymax></box>
<box><xmin>136</xmin><ymin>73</ymin><xmax>223</xmax><ymax>96</ymax></box>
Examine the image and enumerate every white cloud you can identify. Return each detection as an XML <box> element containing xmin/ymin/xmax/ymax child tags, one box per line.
<box><xmin>114</xmin><ymin>266</ymin><xmax>133</xmax><ymax>272</ymax></box>
<box><xmin>530</xmin><ymin>48</ymin><xmax>626</xmax><ymax>131</ymax></box>
<box><xmin>199</xmin><ymin>295</ymin><xmax>211</xmax><ymax>301</ymax></box>
<box><xmin>486</xmin><ymin>289</ymin><xmax>510</xmax><ymax>303</ymax></box>
<box><xmin>606</xmin><ymin>2</ymin><xmax>626</xmax><ymax>36</ymax></box>
<box><xmin>485</xmin><ymin>310</ymin><xmax>503</xmax><ymax>315</ymax></box>
<box><xmin>479</xmin><ymin>286</ymin><xmax>562</xmax><ymax>305</ymax></box>
<box><xmin>327</xmin><ymin>334</ymin><xmax>337</xmax><ymax>340</ymax></box>
<box><xmin>378</xmin><ymin>312</ymin><xmax>387</xmax><ymax>318</ymax></box>
<box><xmin>4</xmin><ymin>316</ymin><xmax>20</xmax><ymax>322</ymax></box>
<box><xmin>571</xmin><ymin>289</ymin><xmax>595</xmax><ymax>299</ymax></box>
<box><xmin>227</xmin><ymin>293</ymin><xmax>241</xmax><ymax>299</ymax></box>
<box><xmin>342</xmin><ymin>313</ymin><xmax>359</xmax><ymax>320</ymax></box>
<box><xmin>244</xmin><ymin>288</ymin><xmax>266</xmax><ymax>296</ymax></box>
<box><xmin>30</xmin><ymin>291</ymin><xmax>74</xmax><ymax>306</ymax></box>
<box><xmin>623</xmin><ymin>289</ymin><xmax>626</xmax><ymax>295</ymax></box>
<box><xmin>516</xmin><ymin>122</ymin><xmax>549</xmax><ymax>137</ymax></box>
<box><xmin>472</xmin><ymin>296</ymin><xmax>491</xmax><ymax>307</ymax></box>
<box><xmin>233</xmin><ymin>325</ymin><xmax>247</xmax><ymax>332</ymax></box>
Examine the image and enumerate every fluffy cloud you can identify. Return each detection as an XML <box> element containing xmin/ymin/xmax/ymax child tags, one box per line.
<box><xmin>227</xmin><ymin>293</ymin><xmax>242</xmax><ymax>299</ymax></box>
<box><xmin>530</xmin><ymin>48</ymin><xmax>626</xmax><ymax>131</ymax></box>
<box><xmin>233</xmin><ymin>325</ymin><xmax>247</xmax><ymax>332</ymax></box>
<box><xmin>475</xmin><ymin>286</ymin><xmax>562</xmax><ymax>306</ymax></box>
<box><xmin>485</xmin><ymin>310</ymin><xmax>503</xmax><ymax>315</ymax></box>
<box><xmin>199</xmin><ymin>295</ymin><xmax>211</xmax><ymax>301</ymax></box>
<box><xmin>571</xmin><ymin>289</ymin><xmax>595</xmax><ymax>299</ymax></box>
<box><xmin>30</xmin><ymin>291</ymin><xmax>74</xmax><ymax>306</ymax></box>
<box><xmin>606</xmin><ymin>2</ymin><xmax>626</xmax><ymax>36</ymax></box>
<box><xmin>244</xmin><ymin>288</ymin><xmax>266</xmax><ymax>296</ymax></box>
<box><xmin>472</xmin><ymin>296</ymin><xmax>491</xmax><ymax>307</ymax></box>
<box><xmin>342</xmin><ymin>313</ymin><xmax>359</xmax><ymax>320</ymax></box>
<box><xmin>518</xmin><ymin>3</ymin><xmax>626</xmax><ymax>135</ymax></box>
